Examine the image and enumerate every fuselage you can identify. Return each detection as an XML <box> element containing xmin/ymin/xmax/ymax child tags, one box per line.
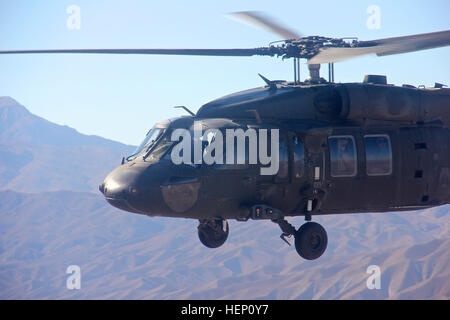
<box><xmin>100</xmin><ymin>81</ymin><xmax>450</xmax><ymax>220</ymax></box>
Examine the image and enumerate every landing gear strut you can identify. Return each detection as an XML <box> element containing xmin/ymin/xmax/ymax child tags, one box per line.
<box><xmin>273</xmin><ymin>217</ymin><xmax>328</xmax><ymax>260</ymax></box>
<box><xmin>198</xmin><ymin>219</ymin><xmax>229</xmax><ymax>248</ymax></box>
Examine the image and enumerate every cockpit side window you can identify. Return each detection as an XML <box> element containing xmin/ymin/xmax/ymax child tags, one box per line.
<box><xmin>202</xmin><ymin>130</ymin><xmax>221</xmax><ymax>162</ymax></box>
<box><xmin>213</xmin><ymin>129</ymin><xmax>250</xmax><ymax>170</ymax></box>
<box><xmin>163</xmin><ymin>128</ymin><xmax>225</xmax><ymax>167</ymax></box>
<box><xmin>276</xmin><ymin>135</ymin><xmax>289</xmax><ymax>179</ymax></box>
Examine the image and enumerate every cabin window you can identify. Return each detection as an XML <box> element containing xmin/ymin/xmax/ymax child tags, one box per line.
<box><xmin>364</xmin><ymin>135</ymin><xmax>392</xmax><ymax>176</ymax></box>
<box><xmin>292</xmin><ymin>136</ymin><xmax>305</xmax><ymax>178</ymax></box>
<box><xmin>328</xmin><ymin>135</ymin><xmax>357</xmax><ymax>177</ymax></box>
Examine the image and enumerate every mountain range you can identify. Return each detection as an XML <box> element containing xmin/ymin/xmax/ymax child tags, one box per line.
<box><xmin>0</xmin><ymin>96</ymin><xmax>134</xmax><ymax>193</ymax></box>
<box><xmin>0</xmin><ymin>97</ymin><xmax>448</xmax><ymax>299</ymax></box>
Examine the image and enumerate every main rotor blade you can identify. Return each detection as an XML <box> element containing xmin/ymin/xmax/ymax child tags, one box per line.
<box><xmin>308</xmin><ymin>30</ymin><xmax>450</xmax><ymax>64</ymax></box>
<box><xmin>229</xmin><ymin>11</ymin><xmax>301</xmax><ymax>40</ymax></box>
<box><xmin>0</xmin><ymin>48</ymin><xmax>262</xmax><ymax>57</ymax></box>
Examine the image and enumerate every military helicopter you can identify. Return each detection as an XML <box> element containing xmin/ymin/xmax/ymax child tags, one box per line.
<box><xmin>2</xmin><ymin>12</ymin><xmax>449</xmax><ymax>260</ymax></box>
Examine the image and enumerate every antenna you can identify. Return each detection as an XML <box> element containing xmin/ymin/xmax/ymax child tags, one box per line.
<box><xmin>258</xmin><ymin>74</ymin><xmax>285</xmax><ymax>89</ymax></box>
<box><xmin>174</xmin><ymin>106</ymin><xmax>196</xmax><ymax>116</ymax></box>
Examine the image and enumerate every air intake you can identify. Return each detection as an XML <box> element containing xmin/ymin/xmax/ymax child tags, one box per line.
<box><xmin>363</xmin><ymin>75</ymin><xmax>387</xmax><ymax>85</ymax></box>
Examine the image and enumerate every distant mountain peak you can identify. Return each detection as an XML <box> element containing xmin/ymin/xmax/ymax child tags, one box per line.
<box><xmin>0</xmin><ymin>96</ymin><xmax>130</xmax><ymax>148</ymax></box>
<box><xmin>0</xmin><ymin>96</ymin><xmax>22</xmax><ymax>107</ymax></box>
<box><xmin>0</xmin><ymin>96</ymin><xmax>135</xmax><ymax>193</ymax></box>
<box><xmin>0</xmin><ymin>96</ymin><xmax>31</xmax><ymax>125</ymax></box>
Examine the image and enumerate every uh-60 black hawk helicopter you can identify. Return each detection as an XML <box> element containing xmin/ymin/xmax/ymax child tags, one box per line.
<box><xmin>3</xmin><ymin>12</ymin><xmax>449</xmax><ymax>260</ymax></box>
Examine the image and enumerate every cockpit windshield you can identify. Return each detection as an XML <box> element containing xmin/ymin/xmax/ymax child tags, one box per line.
<box><xmin>127</xmin><ymin>127</ymin><xmax>164</xmax><ymax>160</ymax></box>
<box><xmin>144</xmin><ymin>131</ymin><xmax>174</xmax><ymax>162</ymax></box>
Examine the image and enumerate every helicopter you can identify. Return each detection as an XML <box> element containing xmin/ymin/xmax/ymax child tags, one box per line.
<box><xmin>2</xmin><ymin>11</ymin><xmax>449</xmax><ymax>260</ymax></box>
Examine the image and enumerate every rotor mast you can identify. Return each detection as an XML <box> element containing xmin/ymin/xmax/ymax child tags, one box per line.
<box><xmin>307</xmin><ymin>63</ymin><xmax>321</xmax><ymax>83</ymax></box>
<box><xmin>295</xmin><ymin>61</ymin><xmax>334</xmax><ymax>84</ymax></box>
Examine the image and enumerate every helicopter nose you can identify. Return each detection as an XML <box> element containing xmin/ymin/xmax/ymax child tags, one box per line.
<box><xmin>100</xmin><ymin>166</ymin><xmax>144</xmax><ymax>214</ymax></box>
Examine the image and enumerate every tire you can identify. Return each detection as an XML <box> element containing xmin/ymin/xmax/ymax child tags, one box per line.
<box><xmin>294</xmin><ymin>222</ymin><xmax>328</xmax><ymax>260</ymax></box>
<box><xmin>198</xmin><ymin>219</ymin><xmax>229</xmax><ymax>248</ymax></box>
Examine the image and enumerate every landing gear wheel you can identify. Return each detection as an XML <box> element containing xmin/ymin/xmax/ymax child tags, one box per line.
<box><xmin>294</xmin><ymin>222</ymin><xmax>328</xmax><ymax>260</ymax></box>
<box><xmin>198</xmin><ymin>219</ymin><xmax>229</xmax><ymax>248</ymax></box>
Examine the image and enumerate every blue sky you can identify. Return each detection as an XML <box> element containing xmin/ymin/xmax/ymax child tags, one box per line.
<box><xmin>1</xmin><ymin>0</ymin><xmax>449</xmax><ymax>145</ymax></box>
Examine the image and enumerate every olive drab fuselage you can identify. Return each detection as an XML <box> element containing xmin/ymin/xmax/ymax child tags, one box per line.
<box><xmin>100</xmin><ymin>80</ymin><xmax>450</xmax><ymax>221</ymax></box>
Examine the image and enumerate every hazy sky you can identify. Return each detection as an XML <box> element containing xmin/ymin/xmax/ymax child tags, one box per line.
<box><xmin>0</xmin><ymin>0</ymin><xmax>449</xmax><ymax>145</ymax></box>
